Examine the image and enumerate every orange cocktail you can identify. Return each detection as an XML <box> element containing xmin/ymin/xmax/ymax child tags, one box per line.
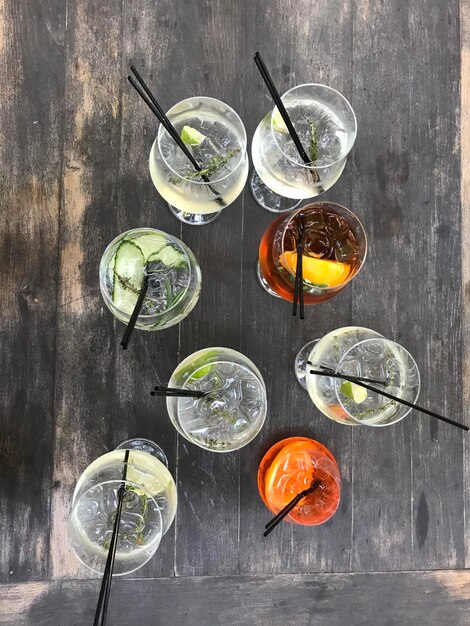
<box><xmin>258</xmin><ymin>437</ymin><xmax>341</xmax><ymax>526</ymax></box>
<box><xmin>257</xmin><ymin>201</ymin><xmax>367</xmax><ymax>304</ymax></box>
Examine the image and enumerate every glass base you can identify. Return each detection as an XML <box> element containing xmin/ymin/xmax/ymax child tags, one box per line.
<box><xmin>115</xmin><ymin>438</ymin><xmax>168</xmax><ymax>467</ymax></box>
<box><xmin>294</xmin><ymin>339</ymin><xmax>320</xmax><ymax>390</ymax></box>
<box><xmin>168</xmin><ymin>203</ymin><xmax>221</xmax><ymax>225</ymax></box>
<box><xmin>250</xmin><ymin>170</ymin><xmax>302</xmax><ymax>212</ymax></box>
<box><xmin>256</xmin><ymin>261</ymin><xmax>282</xmax><ymax>298</ymax></box>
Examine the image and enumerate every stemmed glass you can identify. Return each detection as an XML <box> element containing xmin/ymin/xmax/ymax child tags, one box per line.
<box><xmin>251</xmin><ymin>83</ymin><xmax>356</xmax><ymax>212</ymax></box>
<box><xmin>68</xmin><ymin>438</ymin><xmax>177</xmax><ymax>575</ymax></box>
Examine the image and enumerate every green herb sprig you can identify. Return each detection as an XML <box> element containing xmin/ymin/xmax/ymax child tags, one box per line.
<box><xmin>307</xmin><ymin>118</ymin><xmax>318</xmax><ymax>163</ymax></box>
<box><xmin>169</xmin><ymin>148</ymin><xmax>240</xmax><ymax>185</ymax></box>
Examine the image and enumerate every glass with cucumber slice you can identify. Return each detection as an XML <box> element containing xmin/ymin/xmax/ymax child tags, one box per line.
<box><xmin>100</xmin><ymin>228</ymin><xmax>201</xmax><ymax>331</ymax></box>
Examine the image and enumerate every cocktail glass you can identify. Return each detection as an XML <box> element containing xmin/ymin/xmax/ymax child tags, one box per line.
<box><xmin>258</xmin><ymin>437</ymin><xmax>341</xmax><ymax>526</ymax></box>
<box><xmin>68</xmin><ymin>438</ymin><xmax>177</xmax><ymax>575</ymax></box>
<box><xmin>258</xmin><ymin>201</ymin><xmax>366</xmax><ymax>303</ymax></box>
<box><xmin>251</xmin><ymin>83</ymin><xmax>356</xmax><ymax>212</ymax></box>
<box><xmin>99</xmin><ymin>227</ymin><xmax>201</xmax><ymax>332</ymax></box>
<box><xmin>150</xmin><ymin>96</ymin><xmax>249</xmax><ymax>225</ymax></box>
<box><xmin>295</xmin><ymin>327</ymin><xmax>421</xmax><ymax>426</ymax></box>
<box><xmin>166</xmin><ymin>347</ymin><xmax>267</xmax><ymax>452</ymax></box>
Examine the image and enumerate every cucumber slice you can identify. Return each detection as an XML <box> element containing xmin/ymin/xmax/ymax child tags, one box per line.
<box><xmin>155</xmin><ymin>245</ymin><xmax>187</xmax><ymax>268</ymax></box>
<box><xmin>129</xmin><ymin>233</ymin><xmax>167</xmax><ymax>261</ymax></box>
<box><xmin>112</xmin><ymin>240</ymin><xmax>145</xmax><ymax>314</ymax></box>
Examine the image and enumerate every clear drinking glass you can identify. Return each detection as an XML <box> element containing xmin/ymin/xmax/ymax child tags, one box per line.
<box><xmin>258</xmin><ymin>201</ymin><xmax>367</xmax><ymax>303</ymax></box>
<box><xmin>251</xmin><ymin>83</ymin><xmax>357</xmax><ymax>212</ymax></box>
<box><xmin>258</xmin><ymin>437</ymin><xmax>341</xmax><ymax>526</ymax></box>
<box><xmin>295</xmin><ymin>327</ymin><xmax>421</xmax><ymax>427</ymax></box>
<box><xmin>150</xmin><ymin>96</ymin><xmax>249</xmax><ymax>225</ymax></box>
<box><xmin>166</xmin><ymin>347</ymin><xmax>267</xmax><ymax>452</ymax></box>
<box><xmin>68</xmin><ymin>439</ymin><xmax>177</xmax><ymax>575</ymax></box>
<box><xmin>99</xmin><ymin>228</ymin><xmax>201</xmax><ymax>332</ymax></box>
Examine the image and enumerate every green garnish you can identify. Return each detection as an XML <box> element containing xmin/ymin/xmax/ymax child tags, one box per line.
<box><xmin>190</xmin><ymin>433</ymin><xmax>231</xmax><ymax>449</ymax></box>
<box><xmin>307</xmin><ymin>118</ymin><xmax>318</xmax><ymax>163</ymax></box>
<box><xmin>102</xmin><ymin>486</ymin><xmax>150</xmax><ymax>551</ymax></box>
<box><xmin>114</xmin><ymin>270</ymin><xmax>141</xmax><ymax>295</ymax></box>
<box><xmin>168</xmin><ymin>148</ymin><xmax>240</xmax><ymax>185</ymax></box>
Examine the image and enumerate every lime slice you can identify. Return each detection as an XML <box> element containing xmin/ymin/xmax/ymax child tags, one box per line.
<box><xmin>188</xmin><ymin>363</ymin><xmax>214</xmax><ymax>381</ymax></box>
<box><xmin>181</xmin><ymin>125</ymin><xmax>205</xmax><ymax>146</ymax></box>
<box><xmin>272</xmin><ymin>109</ymin><xmax>288</xmax><ymax>133</ymax></box>
<box><xmin>340</xmin><ymin>380</ymin><xmax>368</xmax><ymax>404</ymax></box>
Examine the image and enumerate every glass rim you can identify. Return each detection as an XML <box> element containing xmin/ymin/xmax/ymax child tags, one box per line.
<box><xmin>262</xmin><ymin>438</ymin><xmax>341</xmax><ymax>525</ymax></box>
<box><xmin>271</xmin><ymin>83</ymin><xmax>357</xmax><ymax>169</ymax></box>
<box><xmin>171</xmin><ymin>346</ymin><xmax>267</xmax><ymax>389</ymax></box>
<box><xmin>167</xmin><ymin>346</ymin><xmax>267</xmax><ymax>453</ymax></box>
<box><xmin>69</xmin><ymin>478</ymin><xmax>163</xmax><ymax>576</ymax></box>
<box><xmin>280</xmin><ymin>201</ymin><xmax>368</xmax><ymax>291</ymax></box>
<box><xmin>156</xmin><ymin>95</ymin><xmax>248</xmax><ymax>185</ymax></box>
<box><xmin>334</xmin><ymin>338</ymin><xmax>421</xmax><ymax>427</ymax></box>
<box><xmin>99</xmin><ymin>227</ymin><xmax>193</xmax><ymax>320</ymax></box>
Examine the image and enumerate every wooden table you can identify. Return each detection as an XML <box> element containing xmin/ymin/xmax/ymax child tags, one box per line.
<box><xmin>1</xmin><ymin>1</ymin><xmax>470</xmax><ymax>624</ymax></box>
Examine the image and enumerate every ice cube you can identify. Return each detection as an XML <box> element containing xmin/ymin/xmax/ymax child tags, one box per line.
<box><xmin>302</xmin><ymin>209</ymin><xmax>325</xmax><ymax>232</ymax></box>
<box><xmin>76</xmin><ymin>499</ymin><xmax>99</xmax><ymax>522</ymax></box>
<box><xmin>334</xmin><ymin>233</ymin><xmax>359</xmax><ymax>263</ymax></box>
<box><xmin>302</xmin><ymin>229</ymin><xmax>334</xmax><ymax>259</ymax></box>
<box><xmin>325</xmin><ymin>214</ymin><xmax>349</xmax><ymax>238</ymax></box>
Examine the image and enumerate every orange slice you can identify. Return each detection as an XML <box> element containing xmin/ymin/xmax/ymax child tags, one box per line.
<box><xmin>264</xmin><ymin>440</ymin><xmax>317</xmax><ymax>511</ymax></box>
<box><xmin>280</xmin><ymin>251</ymin><xmax>350</xmax><ymax>287</ymax></box>
<box><xmin>264</xmin><ymin>440</ymin><xmax>341</xmax><ymax>525</ymax></box>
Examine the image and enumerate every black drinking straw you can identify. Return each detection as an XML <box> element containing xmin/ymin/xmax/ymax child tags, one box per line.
<box><xmin>151</xmin><ymin>385</ymin><xmax>207</xmax><ymax>399</ymax></box>
<box><xmin>309</xmin><ymin>369</ymin><xmax>469</xmax><ymax>431</ymax></box>
<box><xmin>292</xmin><ymin>214</ymin><xmax>305</xmax><ymax>319</ymax></box>
<box><xmin>120</xmin><ymin>269</ymin><xmax>150</xmax><ymax>350</ymax></box>
<box><xmin>93</xmin><ymin>450</ymin><xmax>130</xmax><ymax>626</ymax></box>
<box><xmin>254</xmin><ymin>52</ymin><xmax>311</xmax><ymax>165</ymax></box>
<box><xmin>264</xmin><ymin>479</ymin><xmax>321</xmax><ymax>537</ymax></box>
<box><xmin>128</xmin><ymin>67</ymin><xmax>225</xmax><ymax>206</ymax></box>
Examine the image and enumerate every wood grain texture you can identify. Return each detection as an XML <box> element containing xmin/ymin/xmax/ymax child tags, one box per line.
<box><xmin>0</xmin><ymin>0</ymin><xmax>466</xmax><ymax>620</ymax></box>
<box><xmin>238</xmin><ymin>0</ymin><xmax>355</xmax><ymax>576</ymax></box>
<box><xmin>49</xmin><ymin>0</ymin><xmax>125</xmax><ymax>579</ymax></box>
<box><xmin>0</xmin><ymin>0</ymin><xmax>65</xmax><ymax>582</ymax></box>
<box><xmin>461</xmin><ymin>0</ymin><xmax>470</xmax><ymax>568</ymax></box>
<box><xmin>349</xmin><ymin>0</ymin><xmax>414</xmax><ymax>571</ymax></box>
<box><xmin>1</xmin><ymin>571</ymin><xmax>470</xmax><ymax>626</ymax></box>
<box><xmin>407</xmin><ymin>0</ymin><xmax>463</xmax><ymax>570</ymax></box>
<box><xmin>170</xmin><ymin>0</ymin><xmax>246</xmax><ymax>576</ymax></box>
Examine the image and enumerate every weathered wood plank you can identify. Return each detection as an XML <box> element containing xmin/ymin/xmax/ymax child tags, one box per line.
<box><xmin>2</xmin><ymin>571</ymin><xmax>470</xmax><ymax>626</ymax></box>
<box><xmin>238</xmin><ymin>0</ymin><xmax>355</xmax><ymax>575</ymax></box>
<box><xmin>169</xmin><ymin>0</ymin><xmax>247</xmax><ymax>576</ymax></box>
<box><xmin>0</xmin><ymin>0</ymin><xmax>65</xmax><ymax>582</ymax></box>
<box><xmin>461</xmin><ymin>0</ymin><xmax>470</xmax><ymax>568</ymax></box>
<box><xmin>49</xmin><ymin>0</ymin><xmax>133</xmax><ymax>579</ymax></box>
<box><xmin>407</xmin><ymin>0</ymin><xmax>463</xmax><ymax>569</ymax></box>
<box><xmin>119</xmin><ymin>0</ymin><xmax>184</xmax><ymax>578</ymax></box>
<box><xmin>350</xmin><ymin>0</ymin><xmax>414</xmax><ymax>571</ymax></box>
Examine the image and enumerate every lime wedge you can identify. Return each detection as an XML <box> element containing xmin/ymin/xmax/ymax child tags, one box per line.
<box><xmin>272</xmin><ymin>109</ymin><xmax>288</xmax><ymax>133</ymax></box>
<box><xmin>340</xmin><ymin>380</ymin><xmax>368</xmax><ymax>404</ymax></box>
<box><xmin>188</xmin><ymin>363</ymin><xmax>214</xmax><ymax>381</ymax></box>
<box><xmin>181</xmin><ymin>125</ymin><xmax>205</xmax><ymax>146</ymax></box>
